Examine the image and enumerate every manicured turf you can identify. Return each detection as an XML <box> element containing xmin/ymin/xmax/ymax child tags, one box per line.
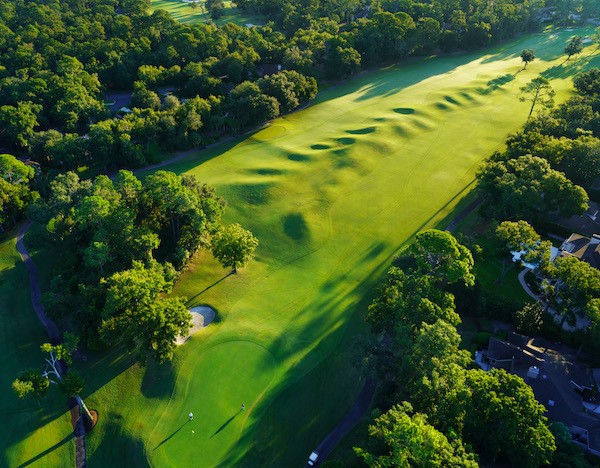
<box><xmin>0</xmin><ymin>230</ymin><xmax>75</xmax><ymax>467</ymax></box>
<box><xmin>150</xmin><ymin>0</ymin><xmax>263</xmax><ymax>26</ymax></box>
<box><xmin>4</xmin><ymin>26</ymin><xmax>600</xmax><ymax>467</ymax></box>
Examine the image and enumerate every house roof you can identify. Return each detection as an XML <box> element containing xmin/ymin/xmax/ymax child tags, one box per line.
<box><xmin>560</xmin><ymin>233</ymin><xmax>600</xmax><ymax>269</ymax></box>
<box><xmin>486</xmin><ymin>337</ymin><xmax>542</xmax><ymax>369</ymax></box>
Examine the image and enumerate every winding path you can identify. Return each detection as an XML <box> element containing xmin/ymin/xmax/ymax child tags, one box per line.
<box><xmin>16</xmin><ymin>221</ymin><xmax>87</xmax><ymax>467</ymax></box>
<box><xmin>15</xmin><ymin>221</ymin><xmax>60</xmax><ymax>342</ymax></box>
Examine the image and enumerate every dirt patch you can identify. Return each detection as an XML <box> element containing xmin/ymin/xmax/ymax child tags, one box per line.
<box><xmin>176</xmin><ymin>306</ymin><xmax>216</xmax><ymax>345</ymax></box>
<box><xmin>84</xmin><ymin>410</ymin><xmax>99</xmax><ymax>433</ymax></box>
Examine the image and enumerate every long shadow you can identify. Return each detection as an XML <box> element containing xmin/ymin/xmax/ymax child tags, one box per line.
<box><xmin>210</xmin><ymin>410</ymin><xmax>241</xmax><ymax>438</ymax></box>
<box><xmin>17</xmin><ymin>433</ymin><xmax>73</xmax><ymax>467</ymax></box>
<box><xmin>185</xmin><ymin>271</ymin><xmax>234</xmax><ymax>306</ymax></box>
<box><xmin>215</xmin><ymin>187</ymin><xmax>485</xmax><ymax>467</ymax></box>
<box><xmin>153</xmin><ymin>420</ymin><xmax>189</xmax><ymax>451</ymax></box>
<box><xmin>141</xmin><ymin>359</ymin><xmax>176</xmax><ymax>399</ymax></box>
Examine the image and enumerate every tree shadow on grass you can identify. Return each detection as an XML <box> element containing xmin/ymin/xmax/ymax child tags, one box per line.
<box><xmin>88</xmin><ymin>417</ymin><xmax>146</xmax><ymax>466</ymax></box>
<box><xmin>215</xmin><ymin>185</ymin><xmax>486</xmax><ymax>467</ymax></box>
<box><xmin>210</xmin><ymin>410</ymin><xmax>242</xmax><ymax>438</ymax></box>
<box><xmin>141</xmin><ymin>359</ymin><xmax>177</xmax><ymax>399</ymax></box>
<box><xmin>185</xmin><ymin>272</ymin><xmax>234</xmax><ymax>306</ymax></box>
<box><xmin>16</xmin><ymin>432</ymin><xmax>73</xmax><ymax>467</ymax></box>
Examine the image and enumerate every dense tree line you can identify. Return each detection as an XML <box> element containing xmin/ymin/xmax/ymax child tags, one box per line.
<box><xmin>357</xmin><ymin>230</ymin><xmax>558</xmax><ymax>466</ymax></box>
<box><xmin>0</xmin><ymin>0</ymin><xmax>556</xmax><ymax>172</ymax></box>
<box><xmin>0</xmin><ymin>0</ymin><xmax>318</xmax><ymax>170</ymax></box>
<box><xmin>476</xmin><ymin>70</ymin><xmax>600</xmax><ymax>224</ymax></box>
<box><xmin>28</xmin><ymin>170</ymin><xmax>256</xmax><ymax>362</ymax></box>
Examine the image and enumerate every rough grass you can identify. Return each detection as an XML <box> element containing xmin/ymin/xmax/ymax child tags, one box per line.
<box><xmin>150</xmin><ymin>0</ymin><xmax>264</xmax><ymax>26</ymax></box>
<box><xmin>0</xmin><ymin>229</ymin><xmax>75</xmax><ymax>467</ymax></box>
<box><xmin>5</xmin><ymin>26</ymin><xmax>600</xmax><ymax>467</ymax></box>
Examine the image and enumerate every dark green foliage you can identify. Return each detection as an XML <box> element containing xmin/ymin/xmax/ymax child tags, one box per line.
<box><xmin>574</xmin><ymin>68</ymin><xmax>600</xmax><ymax>96</ymax></box>
<box><xmin>29</xmin><ymin>170</ymin><xmax>236</xmax><ymax>361</ymax></box>
<box><xmin>477</xmin><ymin>154</ymin><xmax>588</xmax><ymax>222</ymax></box>
<box><xmin>464</xmin><ymin>369</ymin><xmax>556</xmax><ymax>467</ymax></box>
<box><xmin>520</xmin><ymin>49</ymin><xmax>535</xmax><ymax>68</ymax></box>
<box><xmin>361</xmin><ymin>229</ymin><xmax>557</xmax><ymax>466</ymax></box>
<box><xmin>354</xmin><ymin>402</ymin><xmax>478</xmax><ymax>467</ymax></box>
<box><xmin>565</xmin><ymin>35</ymin><xmax>584</xmax><ymax>60</ymax></box>
<box><xmin>514</xmin><ymin>302</ymin><xmax>543</xmax><ymax>335</ymax></box>
<box><xmin>0</xmin><ymin>153</ymin><xmax>39</xmax><ymax>229</ymax></box>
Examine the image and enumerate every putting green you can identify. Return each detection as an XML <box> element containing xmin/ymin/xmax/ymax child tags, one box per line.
<box><xmin>149</xmin><ymin>341</ymin><xmax>276</xmax><ymax>466</ymax></box>
<box><xmin>5</xmin><ymin>26</ymin><xmax>599</xmax><ymax>467</ymax></box>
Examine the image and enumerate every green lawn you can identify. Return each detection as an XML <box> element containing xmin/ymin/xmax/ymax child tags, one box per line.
<box><xmin>4</xmin><ymin>26</ymin><xmax>600</xmax><ymax>467</ymax></box>
<box><xmin>150</xmin><ymin>0</ymin><xmax>264</xmax><ymax>27</ymax></box>
<box><xmin>0</xmin><ymin>229</ymin><xmax>75</xmax><ymax>467</ymax></box>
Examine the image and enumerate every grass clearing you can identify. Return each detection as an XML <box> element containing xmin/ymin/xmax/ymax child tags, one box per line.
<box><xmin>150</xmin><ymin>0</ymin><xmax>264</xmax><ymax>26</ymax></box>
<box><xmin>4</xmin><ymin>26</ymin><xmax>599</xmax><ymax>466</ymax></box>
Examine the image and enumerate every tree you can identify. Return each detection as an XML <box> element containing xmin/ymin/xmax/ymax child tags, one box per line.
<box><xmin>573</xmin><ymin>68</ymin><xmax>600</xmax><ymax>96</ymax></box>
<box><xmin>519</xmin><ymin>76</ymin><xmax>555</xmax><ymax>120</ymax></box>
<box><xmin>547</xmin><ymin>256</ymin><xmax>600</xmax><ymax>328</ymax></box>
<box><xmin>514</xmin><ymin>302</ymin><xmax>544</xmax><ymax>335</ymax></box>
<box><xmin>464</xmin><ymin>368</ymin><xmax>556</xmax><ymax>467</ymax></box>
<box><xmin>367</xmin><ymin>267</ymin><xmax>460</xmax><ymax>334</ymax></box>
<box><xmin>494</xmin><ymin>220</ymin><xmax>551</xmax><ymax>277</ymax></box>
<box><xmin>565</xmin><ymin>36</ymin><xmax>584</xmax><ymax>61</ymax></box>
<box><xmin>0</xmin><ymin>154</ymin><xmax>39</xmax><ymax>229</ymax></box>
<box><xmin>206</xmin><ymin>0</ymin><xmax>225</xmax><ymax>19</ymax></box>
<box><xmin>401</xmin><ymin>319</ymin><xmax>472</xmax><ymax>431</ymax></box>
<box><xmin>324</xmin><ymin>45</ymin><xmax>361</xmax><ymax>79</ymax></box>
<box><xmin>477</xmin><ymin>155</ymin><xmax>588</xmax><ymax>222</ymax></box>
<box><xmin>402</xmin><ymin>229</ymin><xmax>475</xmax><ymax>287</ymax></box>
<box><xmin>520</xmin><ymin>49</ymin><xmax>535</xmax><ymax>69</ymax></box>
<box><xmin>12</xmin><ymin>334</ymin><xmax>94</xmax><ymax>423</ymax></box>
<box><xmin>550</xmin><ymin>422</ymin><xmax>590</xmax><ymax>468</ymax></box>
<box><xmin>593</xmin><ymin>27</ymin><xmax>600</xmax><ymax>49</ymax></box>
<box><xmin>211</xmin><ymin>223</ymin><xmax>258</xmax><ymax>272</ymax></box>
<box><xmin>0</xmin><ymin>101</ymin><xmax>41</xmax><ymax>148</ymax></box>
<box><xmin>101</xmin><ymin>260</ymin><xmax>191</xmax><ymax>363</ymax></box>
<box><xmin>354</xmin><ymin>401</ymin><xmax>478</xmax><ymax>467</ymax></box>
<box><xmin>131</xmin><ymin>82</ymin><xmax>161</xmax><ymax>110</ymax></box>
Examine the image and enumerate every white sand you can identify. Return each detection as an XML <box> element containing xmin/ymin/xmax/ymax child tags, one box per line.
<box><xmin>175</xmin><ymin>306</ymin><xmax>216</xmax><ymax>345</ymax></box>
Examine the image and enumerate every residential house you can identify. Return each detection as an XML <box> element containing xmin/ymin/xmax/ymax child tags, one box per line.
<box><xmin>476</xmin><ymin>333</ymin><xmax>600</xmax><ymax>456</ymax></box>
<box><xmin>560</xmin><ymin>233</ymin><xmax>600</xmax><ymax>270</ymax></box>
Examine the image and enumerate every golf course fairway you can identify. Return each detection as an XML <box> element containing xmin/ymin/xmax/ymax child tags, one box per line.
<box><xmin>3</xmin><ymin>25</ymin><xmax>599</xmax><ymax>467</ymax></box>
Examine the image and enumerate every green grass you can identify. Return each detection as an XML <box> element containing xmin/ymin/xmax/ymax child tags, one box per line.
<box><xmin>0</xmin><ymin>229</ymin><xmax>75</xmax><ymax>467</ymax></box>
<box><xmin>5</xmin><ymin>26</ymin><xmax>600</xmax><ymax>467</ymax></box>
<box><xmin>150</xmin><ymin>0</ymin><xmax>264</xmax><ymax>27</ymax></box>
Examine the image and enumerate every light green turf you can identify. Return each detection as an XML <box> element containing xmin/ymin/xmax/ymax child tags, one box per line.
<box><xmin>0</xmin><ymin>230</ymin><xmax>75</xmax><ymax>467</ymax></box>
<box><xmin>7</xmin><ymin>26</ymin><xmax>600</xmax><ymax>467</ymax></box>
<box><xmin>150</xmin><ymin>0</ymin><xmax>264</xmax><ymax>26</ymax></box>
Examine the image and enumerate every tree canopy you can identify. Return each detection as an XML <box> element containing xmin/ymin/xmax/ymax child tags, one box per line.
<box><xmin>354</xmin><ymin>402</ymin><xmax>478</xmax><ymax>467</ymax></box>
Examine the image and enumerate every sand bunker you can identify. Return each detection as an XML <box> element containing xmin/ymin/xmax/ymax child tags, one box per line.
<box><xmin>176</xmin><ymin>306</ymin><xmax>216</xmax><ymax>345</ymax></box>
